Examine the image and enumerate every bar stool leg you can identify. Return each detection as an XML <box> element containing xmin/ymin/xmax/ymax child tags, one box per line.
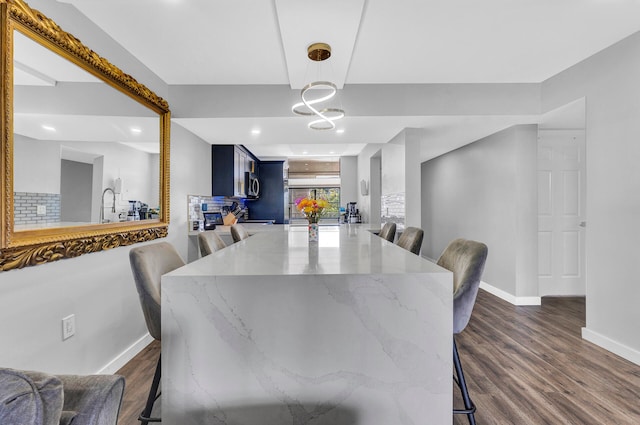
<box><xmin>453</xmin><ymin>338</ymin><xmax>476</xmax><ymax>425</ymax></box>
<box><xmin>139</xmin><ymin>354</ymin><xmax>161</xmax><ymax>424</ymax></box>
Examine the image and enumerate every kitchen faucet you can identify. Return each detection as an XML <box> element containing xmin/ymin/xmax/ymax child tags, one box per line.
<box><xmin>100</xmin><ymin>187</ymin><xmax>116</xmax><ymax>223</ymax></box>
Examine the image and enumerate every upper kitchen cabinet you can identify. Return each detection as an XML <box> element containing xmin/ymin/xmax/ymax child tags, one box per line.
<box><xmin>212</xmin><ymin>145</ymin><xmax>257</xmax><ymax>197</ymax></box>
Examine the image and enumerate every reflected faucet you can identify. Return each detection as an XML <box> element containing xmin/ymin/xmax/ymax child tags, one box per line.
<box><xmin>101</xmin><ymin>187</ymin><xmax>116</xmax><ymax>223</ymax></box>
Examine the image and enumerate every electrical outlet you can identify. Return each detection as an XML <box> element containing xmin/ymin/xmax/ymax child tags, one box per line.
<box><xmin>62</xmin><ymin>314</ymin><xmax>75</xmax><ymax>340</ymax></box>
<box><xmin>36</xmin><ymin>205</ymin><xmax>46</xmax><ymax>215</ymax></box>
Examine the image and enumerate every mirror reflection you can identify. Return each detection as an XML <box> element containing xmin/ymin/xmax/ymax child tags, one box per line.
<box><xmin>12</xmin><ymin>30</ymin><xmax>160</xmax><ymax>230</ymax></box>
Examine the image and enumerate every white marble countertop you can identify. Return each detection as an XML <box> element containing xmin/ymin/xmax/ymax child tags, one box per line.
<box><xmin>162</xmin><ymin>224</ymin><xmax>453</xmax><ymax>424</ymax></box>
<box><xmin>173</xmin><ymin>224</ymin><xmax>448</xmax><ymax>277</ymax></box>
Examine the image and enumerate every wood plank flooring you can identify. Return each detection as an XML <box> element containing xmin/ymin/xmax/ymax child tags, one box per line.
<box><xmin>116</xmin><ymin>338</ymin><xmax>160</xmax><ymax>425</ymax></box>
<box><xmin>453</xmin><ymin>290</ymin><xmax>640</xmax><ymax>424</ymax></box>
<box><xmin>116</xmin><ymin>289</ymin><xmax>640</xmax><ymax>425</ymax></box>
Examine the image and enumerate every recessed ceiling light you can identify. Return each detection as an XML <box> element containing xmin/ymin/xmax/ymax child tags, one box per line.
<box><xmin>302</xmin><ymin>151</ymin><xmax>308</xmax><ymax>154</ymax></box>
<box><xmin>329</xmin><ymin>151</ymin><xmax>335</xmax><ymax>154</ymax></box>
<box><xmin>336</xmin><ymin>129</ymin><xmax>345</xmax><ymax>134</ymax></box>
<box><xmin>251</xmin><ymin>129</ymin><xmax>261</xmax><ymax>135</ymax></box>
<box><xmin>42</xmin><ymin>125</ymin><xmax>56</xmax><ymax>132</ymax></box>
<box><xmin>130</xmin><ymin>127</ymin><xmax>142</xmax><ymax>134</ymax></box>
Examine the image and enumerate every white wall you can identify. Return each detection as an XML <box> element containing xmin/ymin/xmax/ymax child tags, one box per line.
<box><xmin>339</xmin><ymin>156</ymin><xmax>358</xmax><ymax>208</ymax></box>
<box><xmin>404</xmin><ymin>129</ymin><xmax>423</xmax><ymax>228</ymax></box>
<box><xmin>356</xmin><ymin>144</ymin><xmax>384</xmax><ymax>225</ymax></box>
<box><xmin>421</xmin><ymin>125</ymin><xmax>539</xmax><ymax>299</ymax></box>
<box><xmin>15</xmin><ymin>137</ymin><xmax>159</xmax><ymax>222</ymax></box>
<box><xmin>63</xmin><ymin>141</ymin><xmax>157</xmax><ymax>215</ymax></box>
<box><xmin>0</xmin><ymin>122</ymin><xmax>211</xmax><ymax>374</ymax></box>
<box><xmin>0</xmin><ymin>1</ymin><xmax>211</xmax><ymax>374</ymax></box>
<box><xmin>381</xmin><ymin>133</ymin><xmax>406</xmax><ymax>195</ymax></box>
<box><xmin>165</xmin><ymin>124</ymin><xmax>212</xmax><ymax>257</ymax></box>
<box><xmin>542</xmin><ymin>31</ymin><xmax>640</xmax><ymax>362</ymax></box>
<box><xmin>14</xmin><ymin>135</ymin><xmax>61</xmax><ymax>194</ymax></box>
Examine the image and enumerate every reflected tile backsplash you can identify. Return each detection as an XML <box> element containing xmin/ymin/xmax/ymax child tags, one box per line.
<box><xmin>14</xmin><ymin>192</ymin><xmax>61</xmax><ymax>225</ymax></box>
<box><xmin>381</xmin><ymin>192</ymin><xmax>405</xmax><ymax>228</ymax></box>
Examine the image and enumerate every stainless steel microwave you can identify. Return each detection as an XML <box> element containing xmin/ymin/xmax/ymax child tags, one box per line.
<box><xmin>245</xmin><ymin>172</ymin><xmax>260</xmax><ymax>198</ymax></box>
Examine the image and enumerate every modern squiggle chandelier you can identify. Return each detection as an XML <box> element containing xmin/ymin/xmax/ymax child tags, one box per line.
<box><xmin>292</xmin><ymin>43</ymin><xmax>345</xmax><ymax>130</ymax></box>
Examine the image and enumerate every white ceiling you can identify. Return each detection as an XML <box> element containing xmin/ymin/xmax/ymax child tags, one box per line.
<box><xmin>51</xmin><ymin>0</ymin><xmax>640</xmax><ymax>159</ymax></box>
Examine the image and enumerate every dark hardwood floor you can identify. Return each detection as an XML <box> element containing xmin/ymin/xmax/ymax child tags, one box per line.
<box><xmin>116</xmin><ymin>289</ymin><xmax>640</xmax><ymax>425</ymax></box>
<box><xmin>116</xmin><ymin>339</ymin><xmax>160</xmax><ymax>425</ymax></box>
<box><xmin>453</xmin><ymin>290</ymin><xmax>640</xmax><ymax>424</ymax></box>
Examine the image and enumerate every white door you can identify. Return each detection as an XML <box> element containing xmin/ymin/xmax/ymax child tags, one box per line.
<box><xmin>538</xmin><ymin>130</ymin><xmax>586</xmax><ymax>296</ymax></box>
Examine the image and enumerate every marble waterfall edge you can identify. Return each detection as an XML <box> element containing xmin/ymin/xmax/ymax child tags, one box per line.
<box><xmin>162</xmin><ymin>272</ymin><xmax>452</xmax><ymax>425</ymax></box>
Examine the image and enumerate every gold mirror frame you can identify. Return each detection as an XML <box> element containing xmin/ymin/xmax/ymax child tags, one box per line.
<box><xmin>0</xmin><ymin>0</ymin><xmax>170</xmax><ymax>270</ymax></box>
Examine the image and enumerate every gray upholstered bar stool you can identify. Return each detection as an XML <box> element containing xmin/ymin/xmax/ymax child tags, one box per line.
<box><xmin>198</xmin><ymin>230</ymin><xmax>227</xmax><ymax>257</ymax></box>
<box><xmin>230</xmin><ymin>223</ymin><xmax>250</xmax><ymax>243</ymax></box>
<box><xmin>395</xmin><ymin>226</ymin><xmax>424</xmax><ymax>255</ymax></box>
<box><xmin>129</xmin><ymin>242</ymin><xmax>185</xmax><ymax>425</ymax></box>
<box><xmin>436</xmin><ymin>238</ymin><xmax>488</xmax><ymax>425</ymax></box>
<box><xmin>378</xmin><ymin>222</ymin><xmax>396</xmax><ymax>242</ymax></box>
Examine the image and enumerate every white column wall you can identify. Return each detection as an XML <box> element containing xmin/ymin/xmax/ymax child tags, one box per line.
<box><xmin>339</xmin><ymin>156</ymin><xmax>358</xmax><ymax>208</ymax></box>
<box><xmin>420</xmin><ymin>125</ymin><xmax>539</xmax><ymax>300</ymax></box>
<box><xmin>542</xmin><ymin>31</ymin><xmax>640</xmax><ymax>363</ymax></box>
<box><xmin>404</xmin><ymin>129</ymin><xmax>424</xmax><ymax>228</ymax></box>
<box><xmin>356</xmin><ymin>144</ymin><xmax>384</xmax><ymax>225</ymax></box>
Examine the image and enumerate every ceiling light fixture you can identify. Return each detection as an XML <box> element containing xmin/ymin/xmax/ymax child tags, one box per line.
<box><xmin>41</xmin><ymin>125</ymin><xmax>56</xmax><ymax>132</ymax></box>
<box><xmin>292</xmin><ymin>43</ymin><xmax>345</xmax><ymax>130</ymax></box>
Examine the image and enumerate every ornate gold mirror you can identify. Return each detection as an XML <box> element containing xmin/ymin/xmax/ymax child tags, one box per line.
<box><xmin>1</xmin><ymin>0</ymin><xmax>170</xmax><ymax>270</ymax></box>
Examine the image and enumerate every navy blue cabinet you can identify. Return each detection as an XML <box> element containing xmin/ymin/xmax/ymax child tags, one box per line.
<box><xmin>212</xmin><ymin>145</ymin><xmax>256</xmax><ymax>197</ymax></box>
<box><xmin>249</xmin><ymin>161</ymin><xmax>285</xmax><ymax>223</ymax></box>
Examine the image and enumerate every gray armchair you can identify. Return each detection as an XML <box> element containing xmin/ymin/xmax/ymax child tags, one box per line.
<box><xmin>230</xmin><ymin>224</ymin><xmax>250</xmax><ymax>243</ymax></box>
<box><xmin>129</xmin><ymin>241</ymin><xmax>185</xmax><ymax>425</ymax></box>
<box><xmin>0</xmin><ymin>368</ymin><xmax>124</xmax><ymax>425</ymax></box>
<box><xmin>436</xmin><ymin>238</ymin><xmax>488</xmax><ymax>425</ymax></box>
<box><xmin>198</xmin><ymin>230</ymin><xmax>227</xmax><ymax>257</ymax></box>
<box><xmin>378</xmin><ymin>222</ymin><xmax>396</xmax><ymax>242</ymax></box>
<box><xmin>396</xmin><ymin>226</ymin><xmax>424</xmax><ymax>255</ymax></box>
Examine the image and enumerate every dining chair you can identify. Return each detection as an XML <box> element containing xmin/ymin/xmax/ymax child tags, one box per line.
<box><xmin>395</xmin><ymin>226</ymin><xmax>424</xmax><ymax>255</ymax></box>
<box><xmin>129</xmin><ymin>242</ymin><xmax>185</xmax><ymax>425</ymax></box>
<box><xmin>378</xmin><ymin>222</ymin><xmax>396</xmax><ymax>242</ymax></box>
<box><xmin>198</xmin><ymin>230</ymin><xmax>227</xmax><ymax>257</ymax></box>
<box><xmin>436</xmin><ymin>238</ymin><xmax>488</xmax><ymax>425</ymax></box>
<box><xmin>230</xmin><ymin>223</ymin><xmax>250</xmax><ymax>243</ymax></box>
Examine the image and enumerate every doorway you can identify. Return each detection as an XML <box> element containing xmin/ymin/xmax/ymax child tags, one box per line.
<box><xmin>537</xmin><ymin>98</ymin><xmax>587</xmax><ymax>296</ymax></box>
<box><xmin>60</xmin><ymin>159</ymin><xmax>93</xmax><ymax>223</ymax></box>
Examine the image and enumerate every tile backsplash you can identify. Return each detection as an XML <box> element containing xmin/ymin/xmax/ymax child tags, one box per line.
<box><xmin>187</xmin><ymin>195</ymin><xmax>247</xmax><ymax>230</ymax></box>
<box><xmin>381</xmin><ymin>192</ymin><xmax>405</xmax><ymax>228</ymax></box>
<box><xmin>14</xmin><ymin>192</ymin><xmax>61</xmax><ymax>225</ymax></box>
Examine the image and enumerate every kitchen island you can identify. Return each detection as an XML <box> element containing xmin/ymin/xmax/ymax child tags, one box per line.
<box><xmin>163</xmin><ymin>224</ymin><xmax>453</xmax><ymax>424</ymax></box>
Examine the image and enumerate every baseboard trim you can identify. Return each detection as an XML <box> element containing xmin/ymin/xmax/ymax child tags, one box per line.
<box><xmin>97</xmin><ymin>333</ymin><xmax>154</xmax><ymax>375</ymax></box>
<box><xmin>479</xmin><ymin>282</ymin><xmax>541</xmax><ymax>306</ymax></box>
<box><xmin>582</xmin><ymin>327</ymin><xmax>640</xmax><ymax>366</ymax></box>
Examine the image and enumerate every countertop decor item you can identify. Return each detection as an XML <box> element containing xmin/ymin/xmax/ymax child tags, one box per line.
<box><xmin>295</xmin><ymin>197</ymin><xmax>327</xmax><ymax>242</ymax></box>
<box><xmin>295</xmin><ymin>197</ymin><xmax>327</xmax><ymax>224</ymax></box>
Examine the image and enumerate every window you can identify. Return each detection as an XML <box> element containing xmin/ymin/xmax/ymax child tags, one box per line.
<box><xmin>290</xmin><ymin>187</ymin><xmax>340</xmax><ymax>223</ymax></box>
